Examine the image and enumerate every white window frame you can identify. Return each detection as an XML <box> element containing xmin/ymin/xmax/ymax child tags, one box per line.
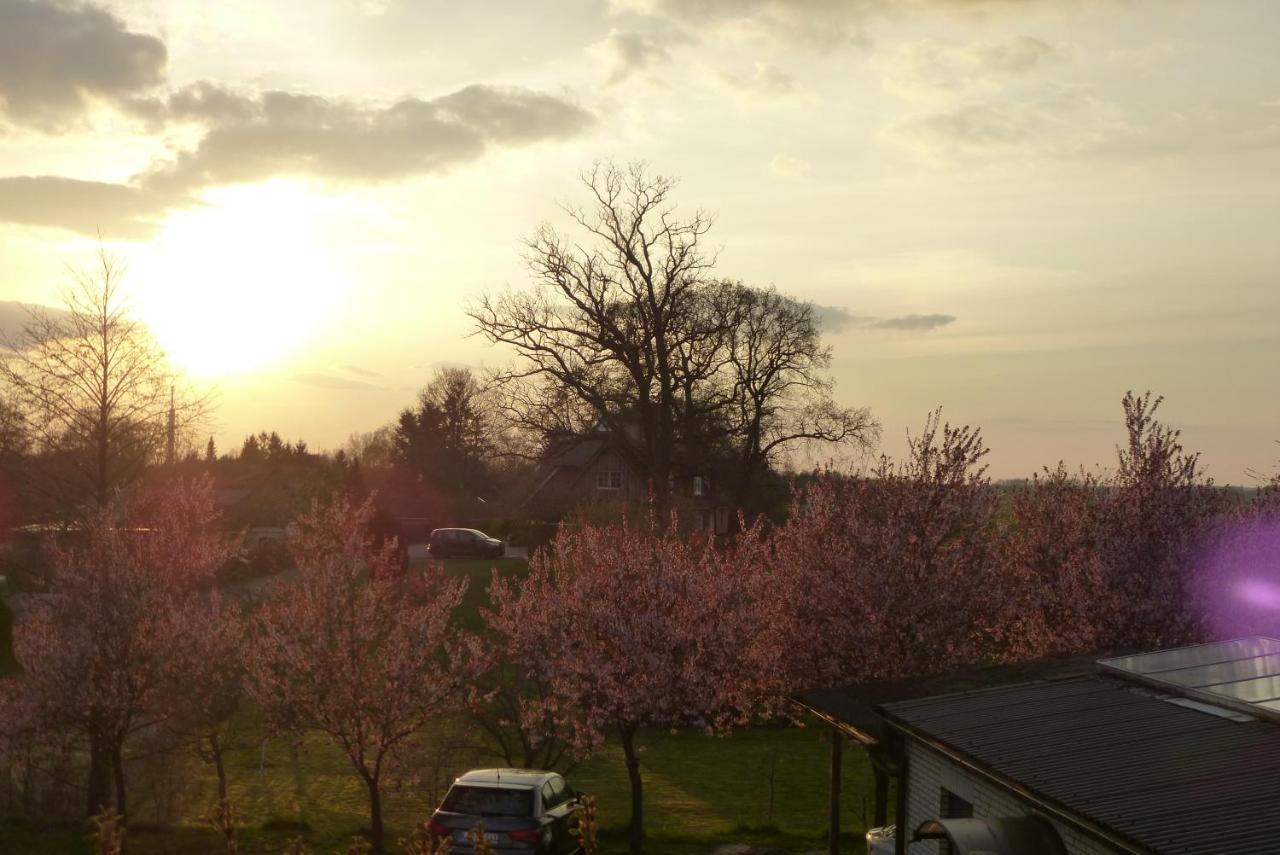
<box><xmin>692</xmin><ymin>475</ymin><xmax>708</xmax><ymax>497</ymax></box>
<box><xmin>596</xmin><ymin>469</ymin><xmax>623</xmax><ymax>490</ymax></box>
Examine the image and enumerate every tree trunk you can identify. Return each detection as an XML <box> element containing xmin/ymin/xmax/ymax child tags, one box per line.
<box><xmin>111</xmin><ymin>741</ymin><xmax>127</xmax><ymax>819</ymax></box>
<box><xmin>211</xmin><ymin>734</ymin><xmax>228</xmax><ymax>803</ymax></box>
<box><xmin>363</xmin><ymin>773</ymin><xmax>384</xmax><ymax>854</ymax></box>
<box><xmin>86</xmin><ymin>735</ymin><xmax>112</xmax><ymax>817</ymax></box>
<box><xmin>619</xmin><ymin>724</ymin><xmax>643</xmax><ymax>855</ymax></box>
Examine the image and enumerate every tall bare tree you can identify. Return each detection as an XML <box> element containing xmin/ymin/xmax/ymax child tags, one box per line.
<box><xmin>0</xmin><ymin>249</ymin><xmax>206</xmax><ymax>517</ymax></box>
<box><xmin>470</xmin><ymin>162</ymin><xmax>875</xmax><ymax>509</ymax></box>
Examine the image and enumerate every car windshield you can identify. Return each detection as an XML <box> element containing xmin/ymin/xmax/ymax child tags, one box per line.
<box><xmin>441</xmin><ymin>785</ymin><xmax>533</xmax><ymax>817</ymax></box>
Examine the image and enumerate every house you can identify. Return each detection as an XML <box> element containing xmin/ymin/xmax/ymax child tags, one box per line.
<box><xmin>523</xmin><ymin>422</ymin><xmax>732</xmax><ymax>533</ymax></box>
<box><xmin>796</xmin><ymin>637</ymin><xmax>1280</xmax><ymax>855</ymax></box>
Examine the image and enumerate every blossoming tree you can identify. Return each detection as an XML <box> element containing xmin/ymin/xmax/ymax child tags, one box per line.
<box><xmin>8</xmin><ymin>477</ymin><xmax>233</xmax><ymax>816</ymax></box>
<box><xmin>487</xmin><ymin>515</ymin><xmax>758</xmax><ymax>854</ymax></box>
<box><xmin>244</xmin><ymin>495</ymin><xmax>467</xmax><ymax>854</ymax></box>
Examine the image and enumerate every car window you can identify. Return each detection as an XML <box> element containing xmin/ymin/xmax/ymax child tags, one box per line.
<box><xmin>441</xmin><ymin>785</ymin><xmax>533</xmax><ymax>817</ymax></box>
<box><xmin>541</xmin><ymin>781</ymin><xmax>556</xmax><ymax>810</ymax></box>
<box><xmin>549</xmin><ymin>776</ymin><xmax>567</xmax><ymax>806</ymax></box>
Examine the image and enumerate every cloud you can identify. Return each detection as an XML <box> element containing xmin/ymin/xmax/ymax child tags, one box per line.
<box><xmin>884</xmin><ymin>88</ymin><xmax>1131</xmax><ymax>162</ymax></box>
<box><xmin>814</xmin><ymin>304</ymin><xmax>874</xmax><ymax>332</ymax></box>
<box><xmin>870</xmin><ymin>313</ymin><xmax>957</xmax><ymax>331</ymax></box>
<box><xmin>0</xmin><ymin>175</ymin><xmax>192</xmax><ymax>238</ymax></box>
<box><xmin>813</xmin><ymin>304</ymin><xmax>955</xmax><ymax>333</ymax></box>
<box><xmin>770</xmin><ymin>153</ymin><xmax>811</xmax><ymax>178</ymax></box>
<box><xmin>877</xmin><ymin>36</ymin><xmax>1063</xmax><ymax>100</ymax></box>
<box><xmin>0</xmin><ymin>300</ymin><xmax>68</xmax><ymax>348</ymax></box>
<box><xmin>0</xmin><ymin>0</ymin><xmax>167</xmax><ymax>129</ymax></box>
<box><xmin>341</xmin><ymin>364</ymin><xmax>383</xmax><ymax>378</ymax></box>
<box><xmin>136</xmin><ymin>83</ymin><xmax>597</xmax><ymax>192</ymax></box>
<box><xmin>595</xmin><ymin>30</ymin><xmax>672</xmax><ymax>84</ymax></box>
<box><xmin>610</xmin><ymin>0</ymin><xmax>1086</xmax><ymax>50</ymax></box>
<box><xmin>612</xmin><ymin>0</ymin><xmax>877</xmax><ymax>48</ymax></box>
<box><xmin>719</xmin><ymin>62</ymin><xmax>801</xmax><ymax>100</ymax></box>
<box><xmin>294</xmin><ymin>372</ymin><xmax>385</xmax><ymax>391</ymax></box>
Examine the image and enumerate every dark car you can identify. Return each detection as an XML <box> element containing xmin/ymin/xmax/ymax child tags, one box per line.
<box><xmin>428</xmin><ymin>528</ymin><xmax>505</xmax><ymax>559</ymax></box>
<box><xmin>426</xmin><ymin>769</ymin><xmax>582</xmax><ymax>853</ymax></box>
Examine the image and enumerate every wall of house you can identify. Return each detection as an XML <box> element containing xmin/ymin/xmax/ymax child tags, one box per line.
<box><xmin>581</xmin><ymin>451</ymin><xmax>644</xmax><ymax>501</ymax></box>
<box><xmin>903</xmin><ymin>740</ymin><xmax>1121</xmax><ymax>855</ymax></box>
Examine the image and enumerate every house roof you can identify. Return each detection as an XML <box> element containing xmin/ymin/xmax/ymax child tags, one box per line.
<box><xmin>793</xmin><ymin>653</ymin><xmax>1100</xmax><ymax>745</ymax></box>
<box><xmin>880</xmin><ymin>671</ymin><xmax>1280</xmax><ymax>855</ymax></box>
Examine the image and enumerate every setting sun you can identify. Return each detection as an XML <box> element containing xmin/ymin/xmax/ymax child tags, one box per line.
<box><xmin>134</xmin><ymin>183</ymin><xmax>346</xmax><ymax>378</ymax></box>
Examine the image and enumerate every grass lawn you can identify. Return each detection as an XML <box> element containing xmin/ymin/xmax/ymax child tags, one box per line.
<box><xmin>432</xmin><ymin>556</ymin><xmax>529</xmax><ymax>630</ymax></box>
<box><xmin>0</xmin><ymin>721</ymin><xmax>875</xmax><ymax>854</ymax></box>
<box><xmin>2</xmin><ymin>556</ymin><xmax>878</xmax><ymax>853</ymax></box>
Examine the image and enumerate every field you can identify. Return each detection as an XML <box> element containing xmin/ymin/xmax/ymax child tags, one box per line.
<box><xmin>0</xmin><ymin>722</ymin><xmax>875</xmax><ymax>853</ymax></box>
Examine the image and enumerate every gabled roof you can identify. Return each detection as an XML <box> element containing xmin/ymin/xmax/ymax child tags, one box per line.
<box><xmin>793</xmin><ymin>654</ymin><xmax>1100</xmax><ymax>745</ymax></box>
<box><xmin>881</xmin><ymin>671</ymin><xmax>1280</xmax><ymax>855</ymax></box>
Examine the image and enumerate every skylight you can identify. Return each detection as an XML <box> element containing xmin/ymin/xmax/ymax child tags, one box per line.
<box><xmin>1098</xmin><ymin>637</ymin><xmax>1280</xmax><ymax>722</ymax></box>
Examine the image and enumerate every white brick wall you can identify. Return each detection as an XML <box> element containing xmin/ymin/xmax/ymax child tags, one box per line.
<box><xmin>903</xmin><ymin>740</ymin><xmax>1121</xmax><ymax>855</ymax></box>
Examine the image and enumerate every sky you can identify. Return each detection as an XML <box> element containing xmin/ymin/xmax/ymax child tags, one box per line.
<box><xmin>1</xmin><ymin>0</ymin><xmax>1278</xmax><ymax>481</ymax></box>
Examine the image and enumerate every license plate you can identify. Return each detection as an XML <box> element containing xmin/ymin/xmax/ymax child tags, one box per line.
<box><xmin>456</xmin><ymin>830</ymin><xmax>500</xmax><ymax>845</ymax></box>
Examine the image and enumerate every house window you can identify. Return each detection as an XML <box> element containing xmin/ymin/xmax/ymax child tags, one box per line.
<box><xmin>715</xmin><ymin>507</ymin><xmax>730</xmax><ymax>534</ymax></box>
<box><xmin>692</xmin><ymin>475</ymin><xmax>708</xmax><ymax>497</ymax></box>
<box><xmin>699</xmin><ymin>509</ymin><xmax>714</xmax><ymax>530</ymax></box>
<box><xmin>596</xmin><ymin>469</ymin><xmax>622</xmax><ymax>490</ymax></box>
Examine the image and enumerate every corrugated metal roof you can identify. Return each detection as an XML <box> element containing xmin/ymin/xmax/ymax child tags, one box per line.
<box><xmin>882</xmin><ymin>675</ymin><xmax>1280</xmax><ymax>855</ymax></box>
<box><xmin>793</xmin><ymin>654</ymin><xmax>1100</xmax><ymax>744</ymax></box>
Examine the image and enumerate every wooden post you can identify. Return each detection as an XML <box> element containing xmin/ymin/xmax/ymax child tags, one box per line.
<box><xmin>867</xmin><ymin>743</ymin><xmax>892</xmax><ymax>830</ymax></box>
<box><xmin>894</xmin><ymin>737</ymin><xmax>909</xmax><ymax>855</ymax></box>
<box><xmin>873</xmin><ymin>764</ymin><xmax>890</xmax><ymax>828</ymax></box>
<box><xmin>829</xmin><ymin>729</ymin><xmax>843</xmax><ymax>855</ymax></box>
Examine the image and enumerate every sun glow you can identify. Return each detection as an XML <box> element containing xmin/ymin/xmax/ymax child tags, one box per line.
<box><xmin>134</xmin><ymin>183</ymin><xmax>347</xmax><ymax>378</ymax></box>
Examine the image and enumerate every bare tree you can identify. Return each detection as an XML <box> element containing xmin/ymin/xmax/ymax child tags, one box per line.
<box><xmin>691</xmin><ymin>281</ymin><xmax>877</xmax><ymax>491</ymax></box>
<box><xmin>471</xmin><ymin>162</ymin><xmax>715</xmax><ymax>510</ymax></box>
<box><xmin>470</xmin><ymin>162</ymin><xmax>875</xmax><ymax>509</ymax></box>
<box><xmin>0</xmin><ymin>396</ymin><xmax>25</xmax><ymax>460</ymax></box>
<box><xmin>0</xmin><ymin>249</ymin><xmax>207</xmax><ymax>516</ymax></box>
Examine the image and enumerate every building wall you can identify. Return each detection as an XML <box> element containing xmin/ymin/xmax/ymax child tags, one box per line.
<box><xmin>581</xmin><ymin>451</ymin><xmax>645</xmax><ymax>501</ymax></box>
<box><xmin>904</xmin><ymin>740</ymin><xmax>1121</xmax><ymax>855</ymax></box>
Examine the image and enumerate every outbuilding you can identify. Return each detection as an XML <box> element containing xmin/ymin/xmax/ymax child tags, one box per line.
<box><xmin>796</xmin><ymin>637</ymin><xmax>1280</xmax><ymax>855</ymax></box>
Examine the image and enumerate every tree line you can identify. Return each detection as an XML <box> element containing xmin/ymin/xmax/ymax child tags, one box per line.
<box><xmin>1</xmin><ymin>162</ymin><xmax>875</xmax><ymax>537</ymax></box>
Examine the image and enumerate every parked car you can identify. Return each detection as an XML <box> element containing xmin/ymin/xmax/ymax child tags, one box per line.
<box><xmin>428</xmin><ymin>528</ymin><xmax>505</xmax><ymax>559</ymax></box>
<box><xmin>426</xmin><ymin>769</ymin><xmax>582</xmax><ymax>853</ymax></box>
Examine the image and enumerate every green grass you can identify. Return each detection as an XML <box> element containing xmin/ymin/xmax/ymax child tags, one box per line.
<box><xmin>435</xmin><ymin>556</ymin><xmax>528</xmax><ymax>630</ymax></box>
<box><xmin>1</xmin><ymin>722</ymin><xmax>874</xmax><ymax>854</ymax></box>
<box><xmin>4</xmin><ymin>556</ymin><xmax>877</xmax><ymax>853</ymax></box>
